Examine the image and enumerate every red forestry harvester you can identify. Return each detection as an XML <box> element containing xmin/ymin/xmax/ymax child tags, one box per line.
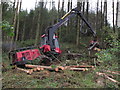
<box><xmin>9</xmin><ymin>7</ymin><xmax>96</xmax><ymax>66</ymax></box>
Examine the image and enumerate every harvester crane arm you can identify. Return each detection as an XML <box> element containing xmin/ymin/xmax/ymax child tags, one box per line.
<box><xmin>46</xmin><ymin>7</ymin><xmax>96</xmax><ymax>50</ymax></box>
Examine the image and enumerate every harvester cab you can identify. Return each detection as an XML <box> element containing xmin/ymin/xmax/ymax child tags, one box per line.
<box><xmin>40</xmin><ymin>34</ymin><xmax>61</xmax><ymax>57</ymax></box>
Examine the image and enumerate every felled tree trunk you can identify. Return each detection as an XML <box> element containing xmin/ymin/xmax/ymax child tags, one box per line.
<box><xmin>15</xmin><ymin>67</ymin><xmax>33</xmax><ymax>74</ymax></box>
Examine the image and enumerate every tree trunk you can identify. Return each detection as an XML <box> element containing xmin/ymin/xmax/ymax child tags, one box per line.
<box><xmin>10</xmin><ymin>0</ymin><xmax>18</xmax><ymax>51</ymax></box>
<box><xmin>67</xmin><ymin>0</ymin><xmax>70</xmax><ymax>33</ymax></box>
<box><xmin>12</xmin><ymin>0</ymin><xmax>16</xmax><ymax>24</ymax></box>
<box><xmin>105</xmin><ymin>1</ymin><xmax>107</xmax><ymax>26</ymax></box>
<box><xmin>86</xmin><ymin>0</ymin><xmax>89</xmax><ymax>21</ymax></box>
<box><xmin>59</xmin><ymin>0</ymin><xmax>64</xmax><ymax>41</ymax></box>
<box><xmin>76</xmin><ymin>1</ymin><xmax>82</xmax><ymax>46</ymax></box>
<box><xmin>82</xmin><ymin>2</ymin><xmax>85</xmax><ymax>14</ymax></box>
<box><xmin>34</xmin><ymin>2</ymin><xmax>44</xmax><ymax>46</ymax></box>
<box><xmin>112</xmin><ymin>0</ymin><xmax>115</xmax><ymax>33</ymax></box>
<box><xmin>61</xmin><ymin>0</ymin><xmax>64</xmax><ymax>16</ymax></box>
<box><xmin>8</xmin><ymin>0</ymin><xmax>16</xmax><ymax>43</ymax></box>
<box><xmin>116</xmin><ymin>0</ymin><xmax>119</xmax><ymax>27</ymax></box>
<box><xmin>51</xmin><ymin>0</ymin><xmax>55</xmax><ymax>25</ymax></box>
<box><xmin>0</xmin><ymin>2</ymin><xmax>2</xmax><ymax>50</ymax></box>
<box><xmin>12</xmin><ymin>0</ymin><xmax>19</xmax><ymax>42</ymax></box>
<box><xmin>39</xmin><ymin>3</ymin><xmax>45</xmax><ymax>42</ymax></box>
<box><xmin>58</xmin><ymin>0</ymin><xmax>60</xmax><ymax>19</ymax></box>
<box><xmin>116</xmin><ymin>0</ymin><xmax>119</xmax><ymax>38</ymax></box>
<box><xmin>68</xmin><ymin>0</ymin><xmax>70</xmax><ymax>12</ymax></box>
<box><xmin>96</xmin><ymin>0</ymin><xmax>99</xmax><ymax>31</ymax></box>
<box><xmin>69</xmin><ymin>0</ymin><xmax>73</xmax><ymax>36</ymax></box>
<box><xmin>30</xmin><ymin>0</ymin><xmax>37</xmax><ymax>40</ymax></box>
<box><xmin>101</xmin><ymin>1</ymin><xmax>103</xmax><ymax>30</ymax></box>
<box><xmin>57</xmin><ymin>0</ymin><xmax>60</xmax><ymax>39</ymax></box>
<box><xmin>104</xmin><ymin>0</ymin><xmax>107</xmax><ymax>26</ymax></box>
<box><xmin>15</xmin><ymin>0</ymin><xmax>22</xmax><ymax>41</ymax></box>
<box><xmin>76</xmin><ymin>7</ymin><xmax>80</xmax><ymax>46</ymax></box>
<box><xmin>70</xmin><ymin>0</ymin><xmax>72</xmax><ymax>9</ymax></box>
<box><xmin>21</xmin><ymin>17</ymin><xmax>26</xmax><ymax>41</ymax></box>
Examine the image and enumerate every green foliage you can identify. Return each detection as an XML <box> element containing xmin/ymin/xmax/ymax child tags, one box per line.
<box><xmin>105</xmin><ymin>81</ymin><xmax>119</xmax><ymax>88</ymax></box>
<box><xmin>95</xmin><ymin>38</ymin><xmax>119</xmax><ymax>67</ymax></box>
<box><xmin>17</xmin><ymin>39</ymin><xmax>35</xmax><ymax>47</ymax></box>
<box><xmin>51</xmin><ymin>65</ymin><xmax>57</xmax><ymax>69</ymax></box>
<box><xmin>95</xmin><ymin>27</ymin><xmax>119</xmax><ymax>88</ymax></box>
<box><xmin>96</xmin><ymin>26</ymin><xmax>119</xmax><ymax>63</ymax></box>
<box><xmin>2</xmin><ymin>2</ymin><xmax>13</xmax><ymax>23</ymax></box>
<box><xmin>60</xmin><ymin>27</ymin><xmax>77</xmax><ymax>43</ymax></box>
<box><xmin>102</xmin><ymin>26</ymin><xmax>118</xmax><ymax>48</ymax></box>
<box><xmin>95</xmin><ymin>48</ymin><xmax>118</xmax><ymax>63</ymax></box>
<box><xmin>19</xmin><ymin>10</ymin><xmax>28</xmax><ymax>20</ymax></box>
<box><xmin>48</xmin><ymin>8</ymin><xmax>58</xmax><ymax>24</ymax></box>
<box><xmin>81</xmin><ymin>72</ymin><xmax>96</xmax><ymax>87</ymax></box>
<box><xmin>1</xmin><ymin>21</ymin><xmax>14</xmax><ymax>36</ymax></box>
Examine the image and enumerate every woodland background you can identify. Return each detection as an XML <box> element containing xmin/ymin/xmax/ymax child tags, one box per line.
<box><xmin>2</xmin><ymin>0</ymin><xmax>120</xmax><ymax>47</ymax></box>
<box><xmin>1</xmin><ymin>0</ymin><xmax>120</xmax><ymax>88</ymax></box>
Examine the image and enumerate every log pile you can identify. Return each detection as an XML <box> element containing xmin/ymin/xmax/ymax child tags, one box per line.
<box><xmin>15</xmin><ymin>64</ymin><xmax>120</xmax><ymax>85</ymax></box>
<box><xmin>25</xmin><ymin>64</ymin><xmax>94</xmax><ymax>72</ymax></box>
<box><xmin>15</xmin><ymin>64</ymin><xmax>95</xmax><ymax>74</ymax></box>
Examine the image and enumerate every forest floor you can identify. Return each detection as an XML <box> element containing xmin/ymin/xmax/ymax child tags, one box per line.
<box><xmin>2</xmin><ymin>43</ymin><xmax>120</xmax><ymax>88</ymax></box>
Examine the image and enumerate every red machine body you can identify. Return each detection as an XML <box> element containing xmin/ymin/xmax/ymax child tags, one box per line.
<box><xmin>10</xmin><ymin>48</ymin><xmax>41</xmax><ymax>65</ymax></box>
<box><xmin>10</xmin><ymin>33</ymin><xmax>62</xmax><ymax>65</ymax></box>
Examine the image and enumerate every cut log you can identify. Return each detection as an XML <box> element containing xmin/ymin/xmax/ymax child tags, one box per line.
<box><xmin>36</xmin><ymin>67</ymin><xmax>41</xmax><ymax>71</ymax></box>
<box><xmin>29</xmin><ymin>69</ymin><xmax>34</xmax><ymax>75</ymax></box>
<box><xmin>41</xmin><ymin>68</ymin><xmax>44</xmax><ymax>70</ymax></box>
<box><xmin>58</xmin><ymin>66</ymin><xmax>65</xmax><ymax>70</ymax></box>
<box><xmin>33</xmin><ymin>68</ymin><xmax>37</xmax><ymax>72</ymax></box>
<box><xmin>25</xmin><ymin>64</ymin><xmax>52</xmax><ymax>69</ymax></box>
<box><xmin>25</xmin><ymin>64</ymin><xmax>91</xmax><ymax>72</ymax></box>
<box><xmin>96</xmin><ymin>72</ymin><xmax>114</xmax><ymax>78</ymax></box>
<box><xmin>55</xmin><ymin>66</ymin><xmax>65</xmax><ymax>71</ymax></box>
<box><xmin>69</xmin><ymin>65</ymin><xmax>94</xmax><ymax>68</ymax></box>
<box><xmin>69</xmin><ymin>68</ymin><xmax>88</xmax><ymax>71</ymax></box>
<box><xmin>96</xmin><ymin>72</ymin><xmax>120</xmax><ymax>84</ymax></box>
<box><xmin>55</xmin><ymin>68</ymin><xmax>59</xmax><ymax>72</ymax></box>
<box><xmin>105</xmin><ymin>75</ymin><xmax>119</xmax><ymax>83</ymax></box>
<box><xmin>26</xmin><ymin>64</ymin><xmax>94</xmax><ymax>68</ymax></box>
<box><xmin>16</xmin><ymin>67</ymin><xmax>33</xmax><ymax>74</ymax></box>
